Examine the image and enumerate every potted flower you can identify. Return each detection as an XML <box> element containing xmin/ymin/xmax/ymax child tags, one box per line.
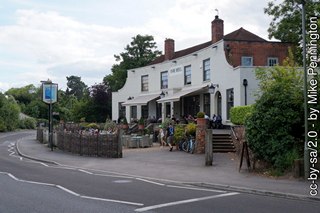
<box><xmin>138</xmin><ymin>117</ymin><xmax>145</xmax><ymax>130</ymax></box>
<box><xmin>121</xmin><ymin>117</ymin><xmax>129</xmax><ymax>129</ymax></box>
<box><xmin>196</xmin><ymin>111</ymin><xmax>206</xmax><ymax>126</ymax></box>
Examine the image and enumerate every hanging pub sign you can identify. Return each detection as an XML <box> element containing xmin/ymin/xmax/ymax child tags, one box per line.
<box><xmin>42</xmin><ymin>83</ymin><xmax>58</xmax><ymax>104</ymax></box>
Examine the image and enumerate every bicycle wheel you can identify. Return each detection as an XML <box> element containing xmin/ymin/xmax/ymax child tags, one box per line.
<box><xmin>182</xmin><ymin>141</ymin><xmax>188</xmax><ymax>152</ymax></box>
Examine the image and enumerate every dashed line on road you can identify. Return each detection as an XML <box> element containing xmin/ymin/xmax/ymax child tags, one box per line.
<box><xmin>0</xmin><ymin>171</ymin><xmax>144</xmax><ymax>207</ymax></box>
<box><xmin>135</xmin><ymin>192</ymin><xmax>240</xmax><ymax>212</ymax></box>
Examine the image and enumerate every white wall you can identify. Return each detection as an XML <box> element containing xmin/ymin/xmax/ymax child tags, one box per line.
<box><xmin>112</xmin><ymin>40</ymin><xmax>259</xmax><ymax>123</ymax></box>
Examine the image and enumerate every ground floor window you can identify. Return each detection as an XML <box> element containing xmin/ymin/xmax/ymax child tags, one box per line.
<box><xmin>156</xmin><ymin>103</ymin><xmax>162</xmax><ymax>120</ymax></box>
<box><xmin>203</xmin><ymin>93</ymin><xmax>210</xmax><ymax>116</ymax></box>
<box><xmin>131</xmin><ymin>106</ymin><xmax>137</xmax><ymax>120</ymax></box>
<box><xmin>184</xmin><ymin>95</ymin><xmax>200</xmax><ymax>117</ymax></box>
<box><xmin>118</xmin><ymin>102</ymin><xmax>126</xmax><ymax>120</ymax></box>
<box><xmin>226</xmin><ymin>88</ymin><xmax>234</xmax><ymax>120</ymax></box>
<box><xmin>166</xmin><ymin>103</ymin><xmax>171</xmax><ymax>118</ymax></box>
<box><xmin>141</xmin><ymin>105</ymin><xmax>148</xmax><ymax>119</ymax></box>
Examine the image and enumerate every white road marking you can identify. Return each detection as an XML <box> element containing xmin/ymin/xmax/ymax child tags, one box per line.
<box><xmin>0</xmin><ymin>172</ymin><xmax>144</xmax><ymax>207</ymax></box>
<box><xmin>136</xmin><ymin>178</ymin><xmax>165</xmax><ymax>186</ymax></box>
<box><xmin>113</xmin><ymin>180</ymin><xmax>133</xmax><ymax>183</ymax></box>
<box><xmin>78</xmin><ymin>169</ymin><xmax>93</xmax><ymax>175</ymax></box>
<box><xmin>8</xmin><ymin>173</ymin><xmax>19</xmax><ymax>181</ymax></box>
<box><xmin>166</xmin><ymin>185</ymin><xmax>226</xmax><ymax>193</ymax></box>
<box><xmin>81</xmin><ymin>196</ymin><xmax>144</xmax><ymax>206</ymax></box>
<box><xmin>56</xmin><ymin>185</ymin><xmax>80</xmax><ymax>196</ymax></box>
<box><xmin>135</xmin><ymin>192</ymin><xmax>240</xmax><ymax>212</ymax></box>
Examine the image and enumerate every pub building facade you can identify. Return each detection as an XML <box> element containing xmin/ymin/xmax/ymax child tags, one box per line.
<box><xmin>112</xmin><ymin>16</ymin><xmax>291</xmax><ymax>125</ymax></box>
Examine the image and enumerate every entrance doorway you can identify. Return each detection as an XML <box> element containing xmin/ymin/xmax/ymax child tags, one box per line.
<box><xmin>216</xmin><ymin>91</ymin><xmax>222</xmax><ymax>116</ymax></box>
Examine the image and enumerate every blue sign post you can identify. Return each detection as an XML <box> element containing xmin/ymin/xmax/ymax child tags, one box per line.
<box><xmin>41</xmin><ymin>80</ymin><xmax>58</xmax><ymax>151</ymax></box>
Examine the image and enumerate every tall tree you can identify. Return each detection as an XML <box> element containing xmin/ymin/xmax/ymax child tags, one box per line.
<box><xmin>66</xmin><ymin>76</ymin><xmax>88</xmax><ymax>99</ymax></box>
<box><xmin>104</xmin><ymin>34</ymin><xmax>162</xmax><ymax>92</ymax></box>
<box><xmin>264</xmin><ymin>0</ymin><xmax>320</xmax><ymax>64</ymax></box>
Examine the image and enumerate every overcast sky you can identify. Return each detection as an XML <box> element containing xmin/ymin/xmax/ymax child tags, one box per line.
<box><xmin>0</xmin><ymin>0</ymin><xmax>279</xmax><ymax>92</ymax></box>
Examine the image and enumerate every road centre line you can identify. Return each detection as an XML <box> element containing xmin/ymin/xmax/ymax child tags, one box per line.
<box><xmin>135</xmin><ymin>192</ymin><xmax>240</xmax><ymax>212</ymax></box>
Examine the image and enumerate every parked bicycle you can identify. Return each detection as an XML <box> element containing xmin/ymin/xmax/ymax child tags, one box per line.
<box><xmin>181</xmin><ymin>135</ymin><xmax>195</xmax><ymax>154</ymax></box>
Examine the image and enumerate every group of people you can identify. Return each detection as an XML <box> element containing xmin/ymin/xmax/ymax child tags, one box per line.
<box><xmin>158</xmin><ymin>123</ymin><xmax>174</xmax><ymax>151</ymax></box>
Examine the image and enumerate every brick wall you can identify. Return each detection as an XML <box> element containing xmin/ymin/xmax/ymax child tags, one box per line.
<box><xmin>225</xmin><ymin>41</ymin><xmax>292</xmax><ymax>67</ymax></box>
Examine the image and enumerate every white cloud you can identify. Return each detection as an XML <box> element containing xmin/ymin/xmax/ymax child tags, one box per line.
<box><xmin>0</xmin><ymin>0</ymin><xmax>275</xmax><ymax>91</ymax></box>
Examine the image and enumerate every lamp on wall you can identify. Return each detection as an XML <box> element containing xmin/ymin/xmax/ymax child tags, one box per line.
<box><xmin>127</xmin><ymin>96</ymin><xmax>134</xmax><ymax>100</ymax></box>
<box><xmin>208</xmin><ymin>83</ymin><xmax>219</xmax><ymax>94</ymax></box>
<box><xmin>243</xmin><ymin>79</ymin><xmax>248</xmax><ymax>105</ymax></box>
<box><xmin>160</xmin><ymin>91</ymin><xmax>165</xmax><ymax>99</ymax></box>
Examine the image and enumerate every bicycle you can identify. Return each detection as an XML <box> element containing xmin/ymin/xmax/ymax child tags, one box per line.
<box><xmin>181</xmin><ymin>135</ymin><xmax>195</xmax><ymax>154</ymax></box>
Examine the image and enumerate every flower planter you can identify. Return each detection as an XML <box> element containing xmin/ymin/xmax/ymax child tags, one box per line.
<box><xmin>197</xmin><ymin>118</ymin><xmax>206</xmax><ymax>127</ymax></box>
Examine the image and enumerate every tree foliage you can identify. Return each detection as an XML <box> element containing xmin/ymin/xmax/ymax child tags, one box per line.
<box><xmin>104</xmin><ymin>34</ymin><xmax>162</xmax><ymax>91</ymax></box>
<box><xmin>0</xmin><ymin>93</ymin><xmax>20</xmax><ymax>132</ymax></box>
<box><xmin>245</xmin><ymin>60</ymin><xmax>304</xmax><ymax>171</ymax></box>
<box><xmin>66</xmin><ymin>75</ymin><xmax>88</xmax><ymax>99</ymax></box>
<box><xmin>264</xmin><ymin>0</ymin><xmax>320</xmax><ymax>64</ymax></box>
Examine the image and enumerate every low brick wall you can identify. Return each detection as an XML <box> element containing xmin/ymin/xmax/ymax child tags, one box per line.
<box><xmin>37</xmin><ymin>128</ymin><xmax>122</xmax><ymax>158</ymax></box>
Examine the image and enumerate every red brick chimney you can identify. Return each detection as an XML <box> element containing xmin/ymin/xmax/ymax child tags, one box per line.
<box><xmin>164</xmin><ymin>38</ymin><xmax>175</xmax><ymax>60</ymax></box>
<box><xmin>211</xmin><ymin>15</ymin><xmax>224</xmax><ymax>43</ymax></box>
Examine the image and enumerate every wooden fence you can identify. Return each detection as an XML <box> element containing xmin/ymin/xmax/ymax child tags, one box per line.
<box><xmin>37</xmin><ymin>128</ymin><xmax>122</xmax><ymax>158</ymax></box>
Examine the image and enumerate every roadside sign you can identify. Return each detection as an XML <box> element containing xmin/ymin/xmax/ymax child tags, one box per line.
<box><xmin>42</xmin><ymin>83</ymin><xmax>58</xmax><ymax>104</ymax></box>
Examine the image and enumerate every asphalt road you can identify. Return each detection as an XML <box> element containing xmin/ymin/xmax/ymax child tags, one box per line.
<box><xmin>0</xmin><ymin>131</ymin><xmax>318</xmax><ymax>213</ymax></box>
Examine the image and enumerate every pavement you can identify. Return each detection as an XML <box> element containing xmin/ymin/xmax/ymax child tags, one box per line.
<box><xmin>15</xmin><ymin>131</ymin><xmax>319</xmax><ymax>202</ymax></box>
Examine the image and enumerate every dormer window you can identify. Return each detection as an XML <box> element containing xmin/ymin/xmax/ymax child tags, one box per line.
<box><xmin>241</xmin><ymin>56</ymin><xmax>253</xmax><ymax>66</ymax></box>
<box><xmin>268</xmin><ymin>57</ymin><xmax>278</xmax><ymax>66</ymax></box>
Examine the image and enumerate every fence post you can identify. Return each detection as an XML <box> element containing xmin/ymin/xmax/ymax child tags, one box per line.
<box><xmin>205</xmin><ymin>129</ymin><xmax>213</xmax><ymax>166</ymax></box>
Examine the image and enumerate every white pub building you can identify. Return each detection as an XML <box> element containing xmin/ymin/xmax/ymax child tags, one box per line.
<box><xmin>112</xmin><ymin>16</ymin><xmax>291</xmax><ymax>125</ymax></box>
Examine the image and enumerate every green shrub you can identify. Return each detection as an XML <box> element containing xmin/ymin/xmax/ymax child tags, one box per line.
<box><xmin>174</xmin><ymin>124</ymin><xmax>186</xmax><ymax>144</ymax></box>
<box><xmin>121</xmin><ymin>117</ymin><xmax>128</xmax><ymax>125</ymax></box>
<box><xmin>86</xmin><ymin>123</ymin><xmax>100</xmax><ymax>130</ymax></box>
<box><xmin>0</xmin><ymin>119</ymin><xmax>6</xmax><ymax>132</ymax></box>
<box><xmin>104</xmin><ymin>119</ymin><xmax>117</xmax><ymax>131</ymax></box>
<box><xmin>185</xmin><ymin>122</ymin><xmax>196</xmax><ymax>136</ymax></box>
<box><xmin>138</xmin><ymin>117</ymin><xmax>144</xmax><ymax>125</ymax></box>
<box><xmin>196</xmin><ymin>111</ymin><xmax>205</xmax><ymax>118</ymax></box>
<box><xmin>246</xmin><ymin>65</ymin><xmax>304</xmax><ymax>172</ymax></box>
<box><xmin>230</xmin><ymin>105</ymin><xmax>253</xmax><ymax>125</ymax></box>
<box><xmin>23</xmin><ymin>117</ymin><xmax>36</xmax><ymax>129</ymax></box>
<box><xmin>161</xmin><ymin>118</ymin><xmax>171</xmax><ymax>130</ymax></box>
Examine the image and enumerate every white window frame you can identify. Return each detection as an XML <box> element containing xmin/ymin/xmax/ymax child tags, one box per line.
<box><xmin>241</xmin><ymin>56</ymin><xmax>253</xmax><ymax>66</ymax></box>
<box><xmin>268</xmin><ymin>57</ymin><xmax>278</xmax><ymax>66</ymax></box>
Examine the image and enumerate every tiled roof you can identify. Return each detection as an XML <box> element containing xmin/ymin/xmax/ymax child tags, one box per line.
<box><xmin>223</xmin><ymin>27</ymin><xmax>266</xmax><ymax>42</ymax></box>
<box><xmin>149</xmin><ymin>28</ymin><xmax>267</xmax><ymax>65</ymax></box>
<box><xmin>148</xmin><ymin>41</ymin><xmax>212</xmax><ymax>65</ymax></box>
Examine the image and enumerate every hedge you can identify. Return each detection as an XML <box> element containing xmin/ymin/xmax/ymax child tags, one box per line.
<box><xmin>230</xmin><ymin>105</ymin><xmax>253</xmax><ymax>125</ymax></box>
